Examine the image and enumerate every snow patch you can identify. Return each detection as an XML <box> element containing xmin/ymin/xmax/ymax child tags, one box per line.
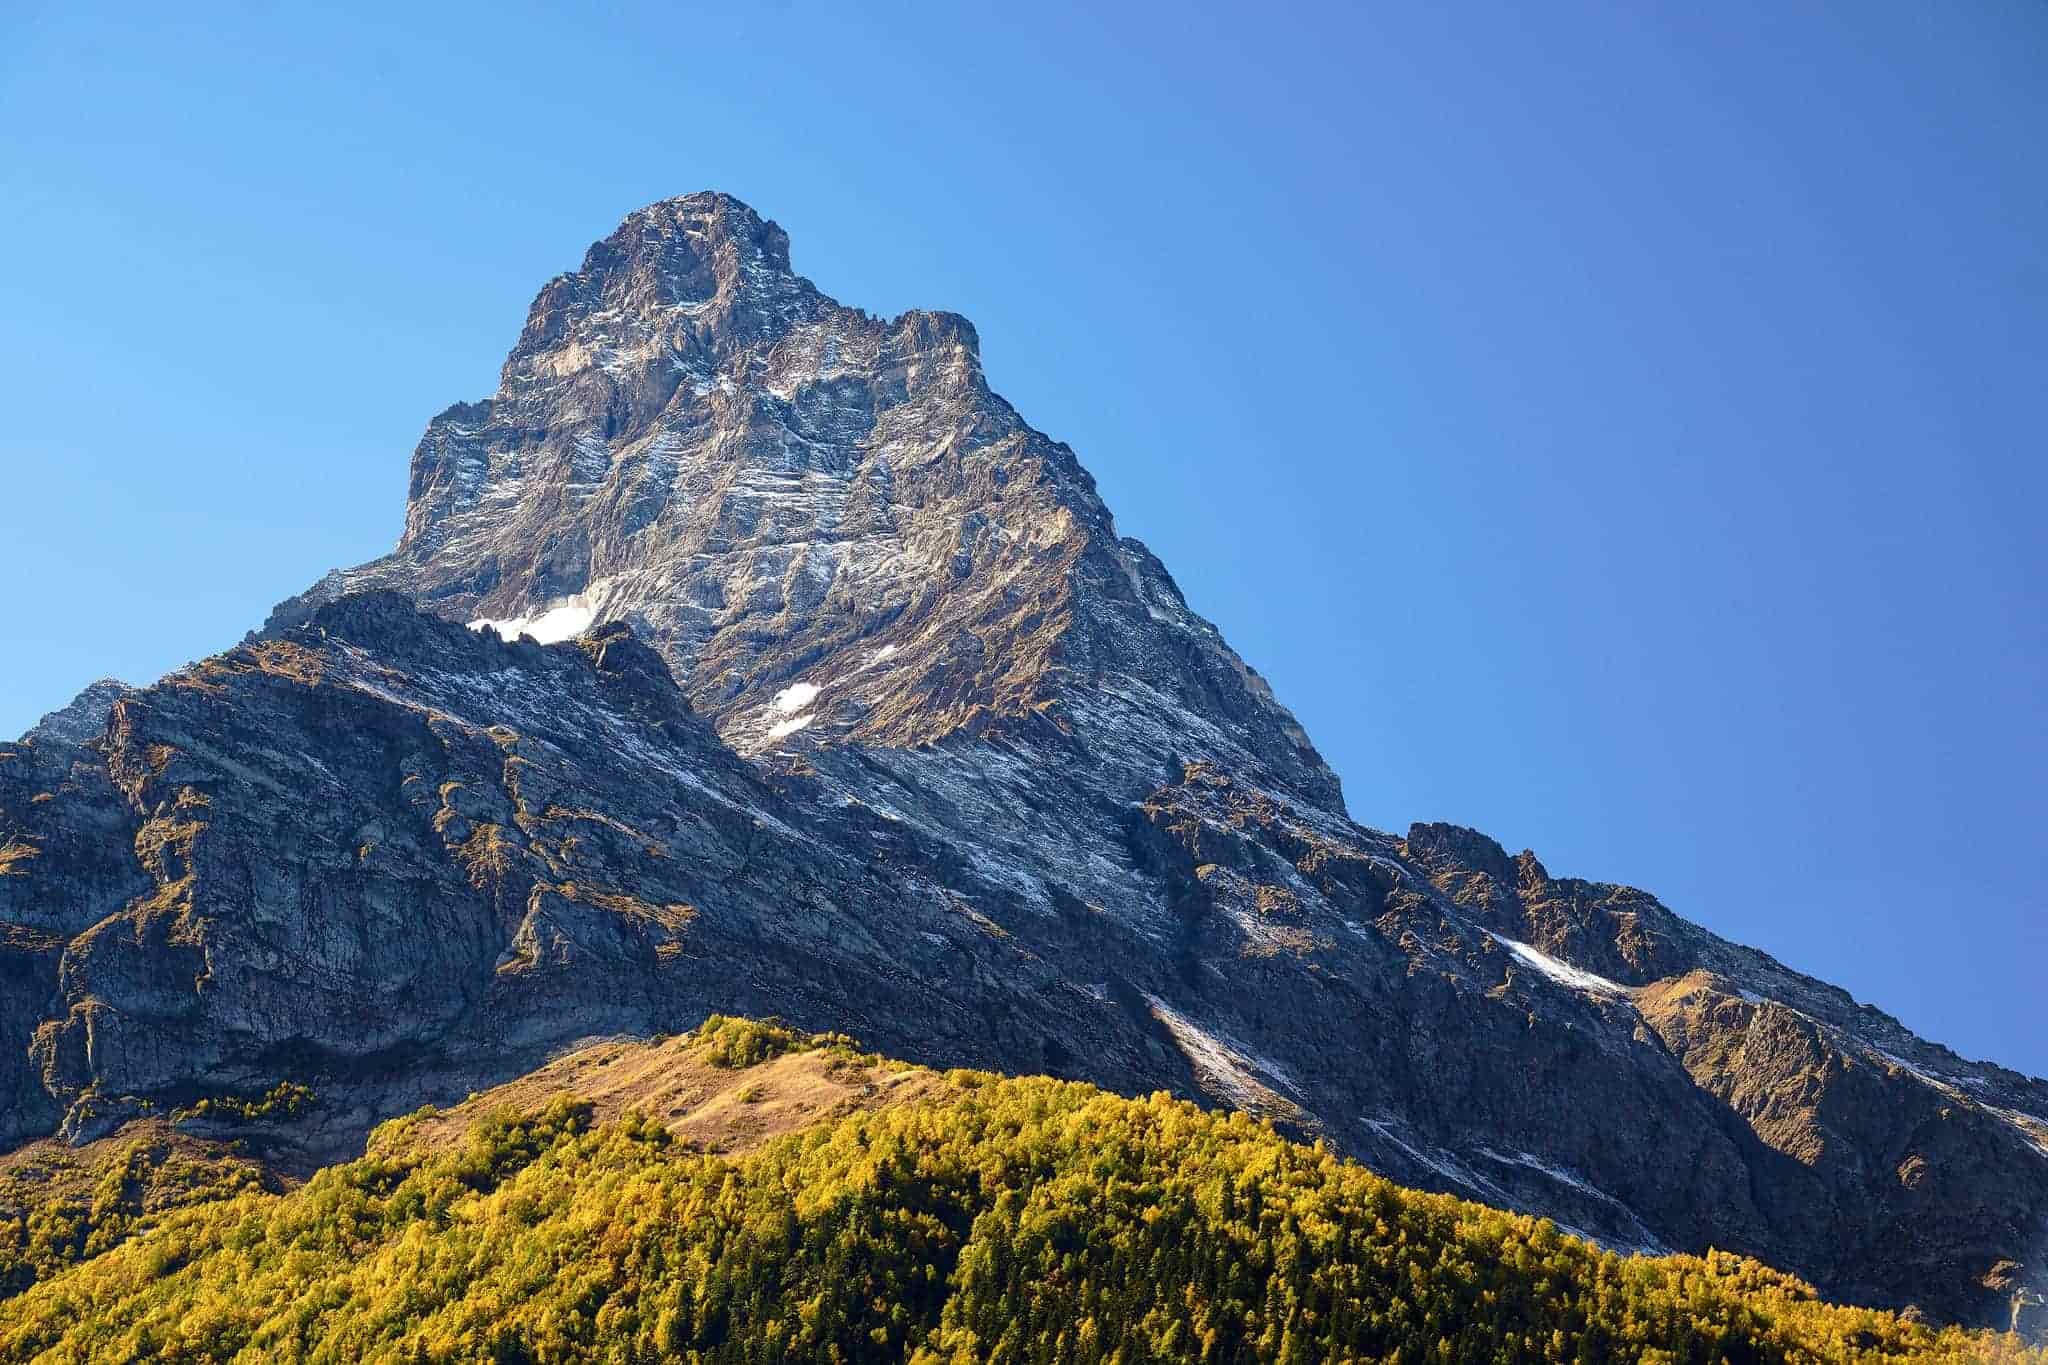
<box><xmin>1475</xmin><ymin>1148</ymin><xmax>1673</xmax><ymax>1254</ymax></box>
<box><xmin>1838</xmin><ymin>1044</ymin><xmax>2048</xmax><ymax>1163</ymax></box>
<box><xmin>1358</xmin><ymin>1115</ymin><xmax>1667</xmax><ymax>1255</ymax></box>
<box><xmin>1360</xmin><ymin>1115</ymin><xmax>1495</xmax><ymax>1196</ymax></box>
<box><xmin>1481</xmin><ymin>1148</ymin><xmax>1602</xmax><ymax>1196</ymax></box>
<box><xmin>468</xmin><ymin>585</ymin><xmax>607</xmax><ymax>645</ymax></box>
<box><xmin>1489</xmin><ymin>933</ymin><xmax>1631</xmax><ymax>999</ymax></box>
<box><xmin>771</xmin><ymin>681</ymin><xmax>820</xmax><ymax>713</ymax></box>
<box><xmin>1112</xmin><ymin>544</ymin><xmax>1176</xmax><ymax>624</ymax></box>
<box><xmin>1983</xmin><ymin>1106</ymin><xmax>2048</xmax><ymax>1162</ymax></box>
<box><xmin>1145</xmin><ymin>995</ymin><xmax>1296</xmax><ymax>1112</ymax></box>
<box><xmin>1871</xmin><ymin>1048</ymin><xmax>1947</xmax><ymax>1087</ymax></box>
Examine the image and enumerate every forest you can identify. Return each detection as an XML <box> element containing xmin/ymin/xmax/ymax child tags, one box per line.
<box><xmin>0</xmin><ymin>1017</ymin><xmax>2036</xmax><ymax>1363</ymax></box>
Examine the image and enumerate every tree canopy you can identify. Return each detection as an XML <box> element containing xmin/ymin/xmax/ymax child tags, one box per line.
<box><xmin>0</xmin><ymin>1020</ymin><xmax>2034</xmax><ymax>1363</ymax></box>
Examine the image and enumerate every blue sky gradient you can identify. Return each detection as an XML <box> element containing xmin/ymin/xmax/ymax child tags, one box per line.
<box><xmin>2</xmin><ymin>2</ymin><xmax>2043</xmax><ymax>1073</ymax></box>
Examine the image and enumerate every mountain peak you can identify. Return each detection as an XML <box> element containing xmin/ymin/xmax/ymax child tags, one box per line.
<box><xmin>619</xmin><ymin>190</ymin><xmax>788</xmax><ymax>254</ymax></box>
<box><xmin>581</xmin><ymin>191</ymin><xmax>796</xmax><ymax>290</ymax></box>
<box><xmin>501</xmin><ymin>192</ymin><xmax>816</xmax><ymax>392</ymax></box>
<box><xmin>23</xmin><ymin>676</ymin><xmax>134</xmax><ymax>747</ymax></box>
<box><xmin>268</xmin><ymin>195</ymin><xmax>1341</xmax><ymax>807</ymax></box>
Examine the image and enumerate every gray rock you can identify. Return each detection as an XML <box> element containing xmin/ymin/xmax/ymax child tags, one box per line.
<box><xmin>23</xmin><ymin>679</ymin><xmax>134</xmax><ymax>747</ymax></box>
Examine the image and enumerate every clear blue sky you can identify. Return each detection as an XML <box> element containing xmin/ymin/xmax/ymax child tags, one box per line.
<box><xmin>3</xmin><ymin>3</ymin><xmax>2043</xmax><ymax>1075</ymax></box>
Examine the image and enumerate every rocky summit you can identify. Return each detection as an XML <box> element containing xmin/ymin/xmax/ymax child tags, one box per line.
<box><xmin>4</xmin><ymin>192</ymin><xmax>2043</xmax><ymax>1334</ymax></box>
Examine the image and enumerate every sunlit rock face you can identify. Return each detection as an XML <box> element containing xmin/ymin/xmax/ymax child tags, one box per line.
<box><xmin>3</xmin><ymin>193</ymin><xmax>2042</xmax><ymax>1332</ymax></box>
<box><xmin>264</xmin><ymin>192</ymin><xmax>1337</xmax><ymax>809</ymax></box>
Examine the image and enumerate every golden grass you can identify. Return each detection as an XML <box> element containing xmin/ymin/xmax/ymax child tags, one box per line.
<box><xmin>0</xmin><ymin>840</ymin><xmax>40</xmax><ymax>877</ymax></box>
<box><xmin>382</xmin><ymin>1034</ymin><xmax>934</xmax><ymax>1161</ymax></box>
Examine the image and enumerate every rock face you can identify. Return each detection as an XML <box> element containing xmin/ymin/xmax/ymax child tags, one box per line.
<box><xmin>25</xmin><ymin>680</ymin><xmax>133</xmax><ymax>749</ymax></box>
<box><xmin>5</xmin><ymin>192</ymin><xmax>2044</xmax><ymax>1331</ymax></box>
<box><xmin>261</xmin><ymin>194</ymin><xmax>1333</xmax><ymax>809</ymax></box>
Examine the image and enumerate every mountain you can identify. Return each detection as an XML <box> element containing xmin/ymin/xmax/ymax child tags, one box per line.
<box><xmin>3</xmin><ymin>192</ymin><xmax>2042</xmax><ymax>1335</ymax></box>
<box><xmin>4</xmin><ymin>1018</ymin><xmax>2034</xmax><ymax>1363</ymax></box>
<box><xmin>259</xmin><ymin>194</ymin><xmax>1333</xmax><ymax>809</ymax></box>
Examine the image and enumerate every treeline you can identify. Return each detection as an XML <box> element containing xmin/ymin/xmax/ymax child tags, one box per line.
<box><xmin>0</xmin><ymin>1020</ymin><xmax>2035</xmax><ymax>1363</ymax></box>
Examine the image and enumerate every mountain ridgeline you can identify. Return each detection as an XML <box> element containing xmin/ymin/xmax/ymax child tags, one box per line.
<box><xmin>2</xmin><ymin>193</ymin><xmax>2043</xmax><ymax>1341</ymax></box>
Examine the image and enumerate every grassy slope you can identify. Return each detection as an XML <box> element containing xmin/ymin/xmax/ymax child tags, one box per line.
<box><xmin>0</xmin><ymin>1018</ymin><xmax>2036</xmax><ymax>1364</ymax></box>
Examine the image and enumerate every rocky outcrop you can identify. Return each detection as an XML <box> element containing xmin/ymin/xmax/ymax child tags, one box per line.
<box><xmin>3</xmin><ymin>193</ymin><xmax>2041</xmax><ymax>1331</ymax></box>
<box><xmin>24</xmin><ymin>680</ymin><xmax>133</xmax><ymax>749</ymax></box>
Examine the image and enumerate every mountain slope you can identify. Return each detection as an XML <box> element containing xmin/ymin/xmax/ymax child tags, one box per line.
<box><xmin>2</xmin><ymin>1019</ymin><xmax>2035</xmax><ymax>1364</ymax></box>
<box><xmin>3</xmin><ymin>193</ymin><xmax>2043</xmax><ymax>1333</ymax></box>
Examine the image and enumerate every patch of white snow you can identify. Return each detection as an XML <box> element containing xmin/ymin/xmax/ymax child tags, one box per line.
<box><xmin>771</xmin><ymin>681</ymin><xmax>820</xmax><ymax>713</ymax></box>
<box><xmin>1144</xmin><ymin>995</ymin><xmax>1296</xmax><ymax>1111</ymax></box>
<box><xmin>468</xmin><ymin>596</ymin><xmax>598</xmax><ymax>645</ymax></box>
<box><xmin>1488</xmin><ymin>933</ymin><xmax>1632</xmax><ymax>999</ymax></box>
